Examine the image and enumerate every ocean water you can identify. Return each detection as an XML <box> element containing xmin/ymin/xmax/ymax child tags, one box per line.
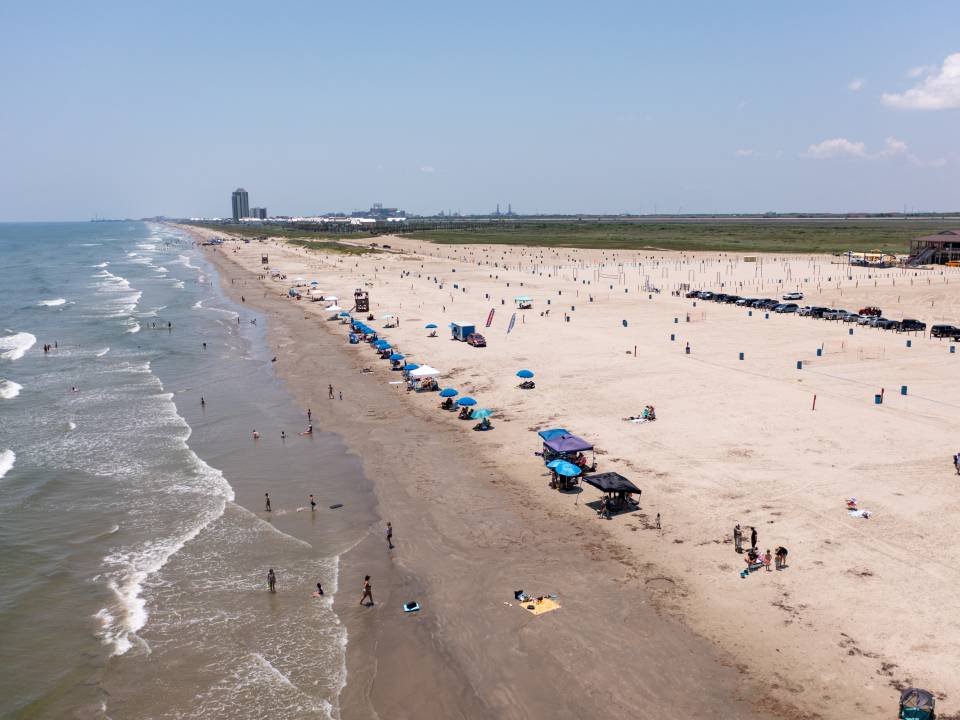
<box><xmin>0</xmin><ymin>223</ymin><xmax>374</xmax><ymax>718</ymax></box>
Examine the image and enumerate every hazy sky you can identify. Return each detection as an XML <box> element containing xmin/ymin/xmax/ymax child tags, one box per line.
<box><xmin>2</xmin><ymin>1</ymin><xmax>959</xmax><ymax>220</ymax></box>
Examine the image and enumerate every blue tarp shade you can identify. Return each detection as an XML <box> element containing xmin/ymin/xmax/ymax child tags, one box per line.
<box><xmin>543</xmin><ymin>434</ymin><xmax>593</xmax><ymax>453</ymax></box>
<box><xmin>537</xmin><ymin>428</ymin><xmax>569</xmax><ymax>441</ymax></box>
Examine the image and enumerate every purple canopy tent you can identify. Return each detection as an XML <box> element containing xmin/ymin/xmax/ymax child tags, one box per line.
<box><xmin>541</xmin><ymin>433</ymin><xmax>595</xmax><ymax>471</ymax></box>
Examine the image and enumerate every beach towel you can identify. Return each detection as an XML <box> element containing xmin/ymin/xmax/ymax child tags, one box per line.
<box><xmin>848</xmin><ymin>509</ymin><xmax>871</xmax><ymax>519</ymax></box>
<box><xmin>521</xmin><ymin>597</ymin><xmax>561</xmax><ymax>616</ymax></box>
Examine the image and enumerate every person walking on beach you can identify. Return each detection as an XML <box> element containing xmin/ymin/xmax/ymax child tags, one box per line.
<box><xmin>307</xmin><ymin>408</ymin><xmax>312</xmax><ymax>421</ymax></box>
<box><xmin>328</xmin><ymin>384</ymin><xmax>334</xmax><ymax>399</ymax></box>
<box><xmin>733</xmin><ymin>524</ymin><xmax>743</xmax><ymax>553</ymax></box>
<box><xmin>200</xmin><ymin>396</ymin><xmax>205</xmax><ymax>407</ymax></box>
<box><xmin>750</xmin><ymin>526</ymin><xmax>758</xmax><ymax>550</ymax></box>
<box><xmin>359</xmin><ymin>575</ymin><xmax>374</xmax><ymax>606</ymax></box>
<box><xmin>655</xmin><ymin>512</ymin><xmax>661</xmax><ymax>530</ymax></box>
<box><xmin>264</xmin><ymin>493</ymin><xmax>271</xmax><ymax>512</ymax></box>
<box><xmin>954</xmin><ymin>452</ymin><xmax>960</xmax><ymax>475</ymax></box>
<box><xmin>775</xmin><ymin>546</ymin><xmax>789</xmax><ymax>570</ymax></box>
<box><xmin>267</xmin><ymin>568</ymin><xmax>277</xmax><ymax>593</ymax></box>
<box><xmin>310</xmin><ymin>494</ymin><xmax>316</xmax><ymax>512</ymax></box>
<box><xmin>386</xmin><ymin>522</ymin><xmax>393</xmax><ymax>549</ymax></box>
<box><xmin>339</xmin><ymin>391</ymin><xmax>343</xmax><ymax>401</ymax></box>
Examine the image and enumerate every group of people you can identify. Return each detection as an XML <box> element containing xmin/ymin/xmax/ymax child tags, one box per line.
<box><xmin>734</xmin><ymin>523</ymin><xmax>788</xmax><ymax>571</ymax></box>
<box><xmin>623</xmin><ymin>405</ymin><xmax>656</xmax><ymax>422</ymax></box>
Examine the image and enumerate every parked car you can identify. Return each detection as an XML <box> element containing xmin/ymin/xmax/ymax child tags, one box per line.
<box><xmin>466</xmin><ymin>333</ymin><xmax>487</xmax><ymax>347</ymax></box>
<box><xmin>897</xmin><ymin>319</ymin><xmax>926</xmax><ymax>333</ymax></box>
<box><xmin>809</xmin><ymin>307</ymin><xmax>829</xmax><ymax>318</ymax></box>
<box><xmin>723</xmin><ymin>295</ymin><xmax>741</xmax><ymax>304</ymax></box>
<box><xmin>857</xmin><ymin>315</ymin><xmax>873</xmax><ymax>325</ymax></box>
<box><xmin>859</xmin><ymin>306</ymin><xmax>882</xmax><ymax>317</ymax></box>
<box><xmin>776</xmin><ymin>303</ymin><xmax>799</xmax><ymax>313</ymax></box>
<box><xmin>823</xmin><ymin>309</ymin><xmax>847</xmax><ymax>320</ymax></box>
<box><xmin>685</xmin><ymin>290</ymin><xmax>700</xmax><ymax>298</ymax></box>
<box><xmin>798</xmin><ymin>306</ymin><xmax>814</xmax><ymax>316</ymax></box>
<box><xmin>877</xmin><ymin>319</ymin><xmax>899</xmax><ymax>330</ymax></box>
<box><xmin>843</xmin><ymin>313</ymin><xmax>861</xmax><ymax>323</ymax></box>
<box><xmin>735</xmin><ymin>298</ymin><xmax>753</xmax><ymax>306</ymax></box>
<box><xmin>930</xmin><ymin>324</ymin><xmax>958</xmax><ymax>338</ymax></box>
<box><xmin>698</xmin><ymin>291</ymin><xmax>714</xmax><ymax>300</ymax></box>
<box><xmin>782</xmin><ymin>292</ymin><xmax>804</xmax><ymax>301</ymax></box>
<box><xmin>761</xmin><ymin>299</ymin><xmax>780</xmax><ymax>310</ymax></box>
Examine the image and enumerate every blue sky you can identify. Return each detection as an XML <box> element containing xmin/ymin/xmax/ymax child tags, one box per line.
<box><xmin>1</xmin><ymin>0</ymin><xmax>959</xmax><ymax>220</ymax></box>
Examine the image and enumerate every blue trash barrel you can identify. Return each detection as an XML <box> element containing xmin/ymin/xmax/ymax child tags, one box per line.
<box><xmin>670</xmin><ymin>333</ymin><xmax>675</xmax><ymax>341</ymax></box>
<box><xmin>739</xmin><ymin>352</ymin><xmax>744</xmax><ymax>361</ymax></box>
<box><xmin>906</xmin><ymin>339</ymin><xmax>912</xmax><ymax>348</ymax></box>
<box><xmin>901</xmin><ymin>385</ymin><xmax>908</xmax><ymax>395</ymax></box>
<box><xmin>765</xmin><ymin>313</ymin><xmax>770</xmax><ymax>319</ymax></box>
<box><xmin>816</xmin><ymin>348</ymin><xmax>823</xmax><ymax>357</ymax></box>
<box><xmin>874</xmin><ymin>394</ymin><xmax>882</xmax><ymax>404</ymax></box>
<box><xmin>952</xmin><ymin>345</ymin><xmax>956</xmax><ymax>354</ymax></box>
<box><xmin>848</xmin><ymin>328</ymin><xmax>853</xmax><ymax>335</ymax></box>
<box><xmin>796</xmin><ymin>360</ymin><xmax>802</xmax><ymax>369</ymax></box>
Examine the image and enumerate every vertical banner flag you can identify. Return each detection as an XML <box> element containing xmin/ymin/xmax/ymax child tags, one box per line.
<box><xmin>507</xmin><ymin>312</ymin><xmax>517</xmax><ymax>334</ymax></box>
<box><xmin>486</xmin><ymin>308</ymin><xmax>495</xmax><ymax>327</ymax></box>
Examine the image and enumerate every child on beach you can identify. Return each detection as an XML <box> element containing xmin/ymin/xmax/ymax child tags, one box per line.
<box><xmin>763</xmin><ymin>549</ymin><xmax>773</xmax><ymax>571</ymax></box>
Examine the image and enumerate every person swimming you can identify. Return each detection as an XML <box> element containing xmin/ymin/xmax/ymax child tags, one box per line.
<box><xmin>252</xmin><ymin>429</ymin><xmax>260</xmax><ymax>439</ymax></box>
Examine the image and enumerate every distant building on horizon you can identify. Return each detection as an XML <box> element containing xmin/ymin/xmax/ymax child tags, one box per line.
<box><xmin>250</xmin><ymin>207</ymin><xmax>267</xmax><ymax>220</ymax></box>
<box><xmin>231</xmin><ymin>188</ymin><xmax>250</xmax><ymax>220</ymax></box>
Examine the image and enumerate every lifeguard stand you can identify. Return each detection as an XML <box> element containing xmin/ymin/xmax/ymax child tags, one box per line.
<box><xmin>354</xmin><ymin>289</ymin><xmax>369</xmax><ymax>312</ymax></box>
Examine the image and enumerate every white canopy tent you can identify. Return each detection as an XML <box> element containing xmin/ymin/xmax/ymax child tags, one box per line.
<box><xmin>409</xmin><ymin>365</ymin><xmax>440</xmax><ymax>378</ymax></box>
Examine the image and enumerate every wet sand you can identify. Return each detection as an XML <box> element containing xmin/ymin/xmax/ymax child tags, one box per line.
<box><xmin>196</xmin><ymin>233</ymin><xmax>774</xmax><ymax>719</ymax></box>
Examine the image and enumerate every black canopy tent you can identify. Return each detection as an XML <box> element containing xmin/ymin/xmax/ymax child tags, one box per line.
<box><xmin>583</xmin><ymin>472</ymin><xmax>642</xmax><ymax>495</ymax></box>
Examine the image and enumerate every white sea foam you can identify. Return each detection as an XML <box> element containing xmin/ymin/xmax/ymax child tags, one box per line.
<box><xmin>93</xmin><ymin>387</ymin><xmax>235</xmax><ymax>656</ymax></box>
<box><xmin>96</xmin><ymin>348</ymin><xmax>110</xmax><ymax>357</ymax></box>
<box><xmin>79</xmin><ymin>243</ymin><xmax>102</xmax><ymax>246</ymax></box>
<box><xmin>137</xmin><ymin>243</ymin><xmax>158</xmax><ymax>252</ymax></box>
<box><xmin>172</xmin><ymin>280</ymin><xmax>185</xmax><ymax>289</ymax></box>
<box><xmin>0</xmin><ymin>378</ymin><xmax>22</xmax><ymax>399</ymax></box>
<box><xmin>177</xmin><ymin>254</ymin><xmax>201</xmax><ymax>271</ymax></box>
<box><xmin>193</xmin><ymin>300</ymin><xmax>204</xmax><ymax>309</ymax></box>
<box><xmin>38</xmin><ymin>298</ymin><xmax>67</xmax><ymax>307</ymax></box>
<box><xmin>0</xmin><ymin>332</ymin><xmax>37</xmax><ymax>361</ymax></box>
<box><xmin>0</xmin><ymin>449</ymin><xmax>15</xmax><ymax>480</ymax></box>
<box><xmin>92</xmin><ymin>262</ymin><xmax>110</xmax><ymax>268</ymax></box>
<box><xmin>126</xmin><ymin>321</ymin><xmax>141</xmax><ymax>334</ymax></box>
<box><xmin>67</xmin><ymin>421</ymin><xmax>77</xmax><ymax>430</ymax></box>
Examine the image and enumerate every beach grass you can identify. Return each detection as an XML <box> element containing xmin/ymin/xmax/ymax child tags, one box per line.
<box><xmin>401</xmin><ymin>221</ymin><xmax>946</xmax><ymax>254</ymax></box>
<box><xmin>187</xmin><ymin>222</ymin><xmax>379</xmax><ymax>254</ymax></box>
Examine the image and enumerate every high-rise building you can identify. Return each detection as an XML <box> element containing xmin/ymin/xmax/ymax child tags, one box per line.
<box><xmin>231</xmin><ymin>188</ymin><xmax>250</xmax><ymax>220</ymax></box>
<box><xmin>250</xmin><ymin>207</ymin><xmax>267</xmax><ymax>220</ymax></box>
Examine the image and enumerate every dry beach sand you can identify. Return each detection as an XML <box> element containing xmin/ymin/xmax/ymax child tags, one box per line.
<box><xmin>184</xmin><ymin>224</ymin><xmax>960</xmax><ymax>719</ymax></box>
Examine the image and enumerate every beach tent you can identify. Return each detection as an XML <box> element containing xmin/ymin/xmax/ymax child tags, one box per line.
<box><xmin>409</xmin><ymin>365</ymin><xmax>440</xmax><ymax>378</ymax></box>
<box><xmin>543</xmin><ymin>434</ymin><xmax>593</xmax><ymax>453</ymax></box>
<box><xmin>582</xmin><ymin>472</ymin><xmax>641</xmax><ymax>495</ymax></box>
<box><xmin>899</xmin><ymin>688</ymin><xmax>935</xmax><ymax>720</ymax></box>
<box><xmin>537</xmin><ymin>428</ymin><xmax>569</xmax><ymax>441</ymax></box>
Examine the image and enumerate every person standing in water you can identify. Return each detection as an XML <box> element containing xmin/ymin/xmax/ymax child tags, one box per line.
<box><xmin>267</xmin><ymin>568</ymin><xmax>277</xmax><ymax>593</ymax></box>
<box><xmin>264</xmin><ymin>493</ymin><xmax>271</xmax><ymax>512</ymax></box>
<box><xmin>359</xmin><ymin>575</ymin><xmax>373</xmax><ymax>606</ymax></box>
<box><xmin>309</xmin><ymin>494</ymin><xmax>316</xmax><ymax>512</ymax></box>
<box><xmin>307</xmin><ymin>408</ymin><xmax>312</xmax><ymax>421</ymax></box>
<box><xmin>386</xmin><ymin>522</ymin><xmax>393</xmax><ymax>549</ymax></box>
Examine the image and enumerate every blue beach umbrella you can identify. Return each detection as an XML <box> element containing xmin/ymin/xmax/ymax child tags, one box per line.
<box><xmin>338</xmin><ymin>312</ymin><xmax>351</xmax><ymax>318</ymax></box>
<box><xmin>552</xmin><ymin>461</ymin><xmax>582</xmax><ymax>477</ymax></box>
<box><xmin>439</xmin><ymin>388</ymin><xmax>459</xmax><ymax>398</ymax></box>
<box><xmin>471</xmin><ymin>408</ymin><xmax>493</xmax><ymax>419</ymax></box>
<box><xmin>403</xmin><ymin>363</ymin><xmax>420</xmax><ymax>371</ymax></box>
<box><xmin>425</xmin><ymin>323</ymin><xmax>438</xmax><ymax>329</ymax></box>
<box><xmin>389</xmin><ymin>353</ymin><xmax>405</xmax><ymax>361</ymax></box>
<box><xmin>516</xmin><ymin>369</ymin><xmax>534</xmax><ymax>379</ymax></box>
<box><xmin>456</xmin><ymin>396</ymin><xmax>477</xmax><ymax>407</ymax></box>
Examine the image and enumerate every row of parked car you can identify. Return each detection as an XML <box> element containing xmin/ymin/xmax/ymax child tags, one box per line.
<box><xmin>685</xmin><ymin>289</ymin><xmax>945</xmax><ymax>336</ymax></box>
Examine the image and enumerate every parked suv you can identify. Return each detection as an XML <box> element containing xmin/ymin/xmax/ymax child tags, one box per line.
<box><xmin>782</xmin><ymin>292</ymin><xmax>804</xmax><ymax>301</ymax></box>
<box><xmin>776</xmin><ymin>303</ymin><xmax>799</xmax><ymax>313</ymax></box>
<box><xmin>823</xmin><ymin>309</ymin><xmax>848</xmax><ymax>320</ymax></box>
<box><xmin>897</xmin><ymin>319</ymin><xmax>926</xmax><ymax>333</ymax></box>
<box><xmin>930</xmin><ymin>324</ymin><xmax>958</xmax><ymax>338</ymax></box>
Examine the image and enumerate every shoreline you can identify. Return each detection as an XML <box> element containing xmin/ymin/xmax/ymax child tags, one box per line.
<box><xmin>192</xmin><ymin>228</ymin><xmax>774</xmax><ymax>719</ymax></box>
